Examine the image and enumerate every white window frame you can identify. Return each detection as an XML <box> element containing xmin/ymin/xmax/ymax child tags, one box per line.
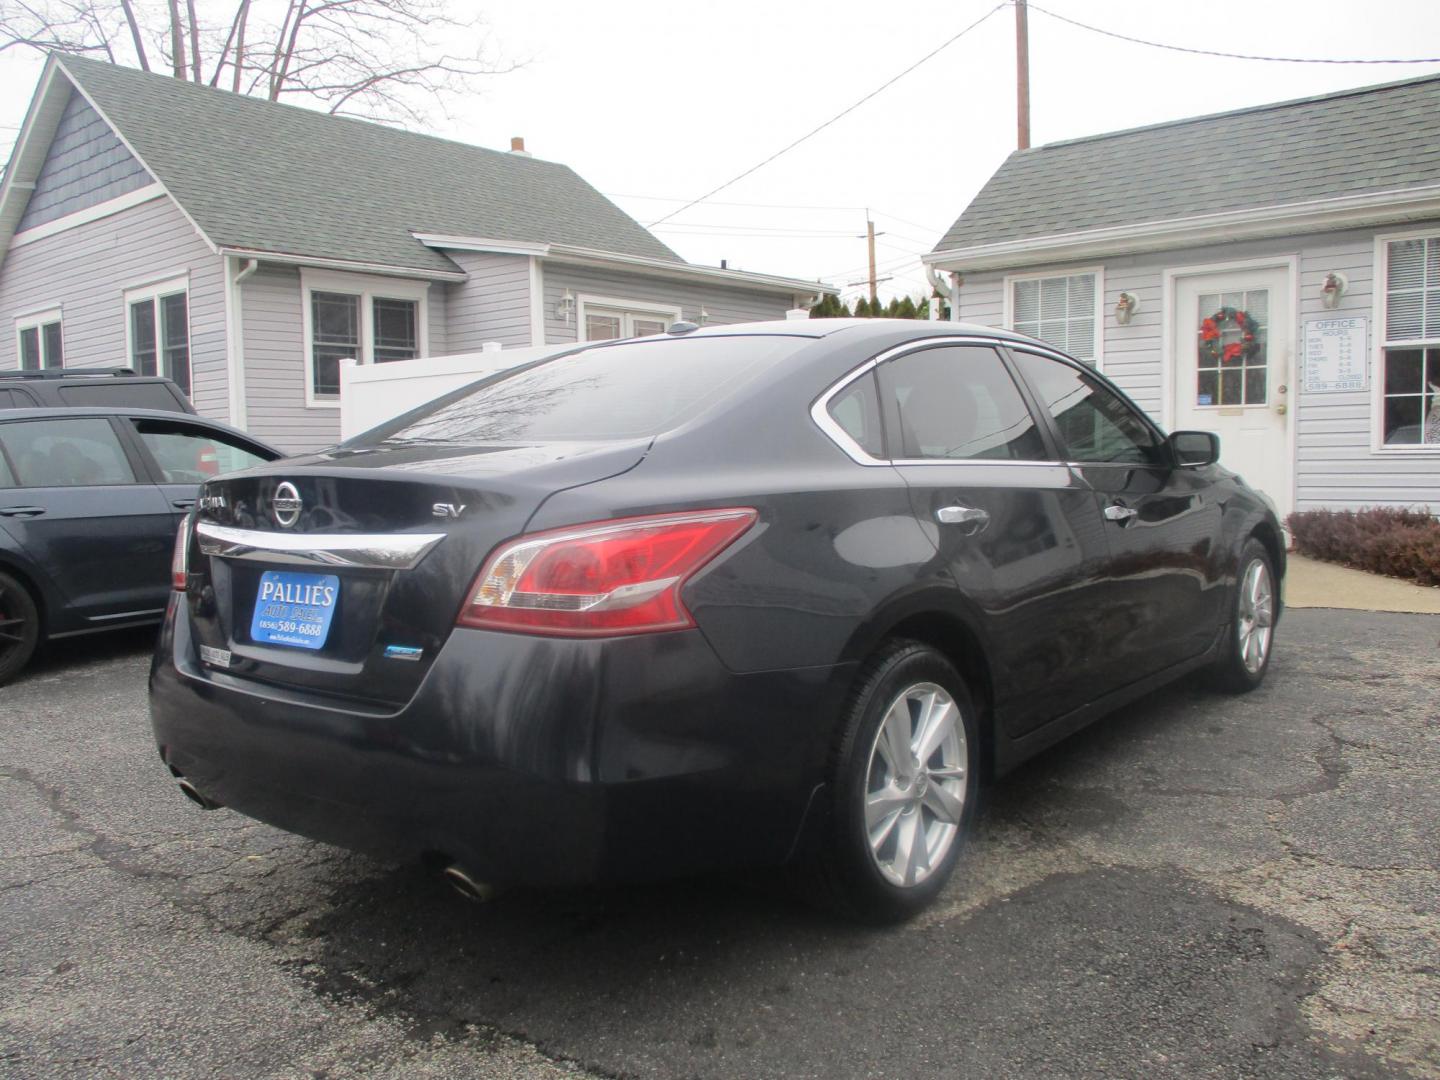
<box><xmin>14</xmin><ymin>306</ymin><xmax>64</xmax><ymax>370</ymax></box>
<box><xmin>1002</xmin><ymin>267</ymin><xmax>1105</xmax><ymax>371</ymax></box>
<box><xmin>123</xmin><ymin>274</ymin><xmax>191</xmax><ymax>391</ymax></box>
<box><xmin>1372</xmin><ymin>229</ymin><xmax>1440</xmax><ymax>454</ymax></box>
<box><xmin>300</xmin><ymin>268</ymin><xmax>431</xmax><ymax>408</ymax></box>
<box><xmin>575</xmin><ymin>294</ymin><xmax>682</xmax><ymax>343</ymax></box>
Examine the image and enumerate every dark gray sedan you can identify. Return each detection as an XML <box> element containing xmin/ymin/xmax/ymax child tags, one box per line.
<box><xmin>150</xmin><ymin>319</ymin><xmax>1282</xmax><ymax>921</ymax></box>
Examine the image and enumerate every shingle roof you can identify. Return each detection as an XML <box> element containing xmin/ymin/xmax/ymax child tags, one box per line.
<box><xmin>934</xmin><ymin>73</ymin><xmax>1440</xmax><ymax>254</ymax></box>
<box><xmin>58</xmin><ymin>55</ymin><xmax>681</xmax><ymax>274</ymax></box>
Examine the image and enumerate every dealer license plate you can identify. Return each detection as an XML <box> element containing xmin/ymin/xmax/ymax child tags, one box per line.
<box><xmin>250</xmin><ymin>571</ymin><xmax>339</xmax><ymax>650</ymax></box>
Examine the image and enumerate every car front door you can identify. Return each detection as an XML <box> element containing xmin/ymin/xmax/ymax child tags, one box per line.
<box><xmin>1007</xmin><ymin>347</ymin><xmax>1226</xmax><ymax>680</ymax></box>
<box><xmin>876</xmin><ymin>341</ymin><xmax>1115</xmax><ymax>738</ymax></box>
<box><xmin>0</xmin><ymin>416</ymin><xmax>175</xmax><ymax>624</ymax></box>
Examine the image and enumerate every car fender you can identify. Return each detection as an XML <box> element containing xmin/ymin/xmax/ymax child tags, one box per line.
<box><xmin>0</xmin><ymin>532</ymin><xmax>65</xmax><ymax>636</ymax></box>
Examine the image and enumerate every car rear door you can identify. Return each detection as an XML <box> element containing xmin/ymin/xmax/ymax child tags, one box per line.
<box><xmin>119</xmin><ymin>415</ymin><xmax>279</xmax><ymax>525</ymax></box>
<box><xmin>876</xmin><ymin>340</ymin><xmax>1115</xmax><ymax>738</ymax></box>
<box><xmin>1006</xmin><ymin>347</ymin><xmax>1226</xmax><ymax>678</ymax></box>
<box><xmin>0</xmin><ymin>416</ymin><xmax>175</xmax><ymax>623</ymax></box>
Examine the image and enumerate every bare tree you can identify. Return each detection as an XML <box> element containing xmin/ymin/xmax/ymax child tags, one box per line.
<box><xmin>0</xmin><ymin>0</ymin><xmax>514</xmax><ymax>127</ymax></box>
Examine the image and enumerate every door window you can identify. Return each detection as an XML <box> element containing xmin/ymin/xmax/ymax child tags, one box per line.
<box><xmin>1011</xmin><ymin>351</ymin><xmax>1166</xmax><ymax>466</ymax></box>
<box><xmin>878</xmin><ymin>345</ymin><xmax>1046</xmax><ymax>461</ymax></box>
<box><xmin>130</xmin><ymin>420</ymin><xmax>272</xmax><ymax>482</ymax></box>
<box><xmin>1195</xmin><ymin>289</ymin><xmax>1268</xmax><ymax>407</ymax></box>
<box><xmin>0</xmin><ymin>418</ymin><xmax>135</xmax><ymax>487</ymax></box>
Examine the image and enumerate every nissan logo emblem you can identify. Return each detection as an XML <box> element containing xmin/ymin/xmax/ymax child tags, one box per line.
<box><xmin>272</xmin><ymin>482</ymin><xmax>303</xmax><ymax>528</ymax></box>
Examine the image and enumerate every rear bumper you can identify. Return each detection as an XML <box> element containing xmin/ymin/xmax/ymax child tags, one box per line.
<box><xmin>149</xmin><ymin>597</ymin><xmax>849</xmax><ymax>884</ymax></box>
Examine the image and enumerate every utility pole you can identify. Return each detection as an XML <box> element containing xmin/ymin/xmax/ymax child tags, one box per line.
<box><xmin>1015</xmin><ymin>0</ymin><xmax>1031</xmax><ymax>150</ymax></box>
<box><xmin>866</xmin><ymin>216</ymin><xmax>879</xmax><ymax>304</ymax></box>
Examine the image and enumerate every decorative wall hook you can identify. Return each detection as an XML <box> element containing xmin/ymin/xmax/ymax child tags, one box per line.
<box><xmin>1115</xmin><ymin>291</ymin><xmax>1140</xmax><ymax>325</ymax></box>
<box><xmin>1320</xmin><ymin>272</ymin><xmax>1348</xmax><ymax>309</ymax></box>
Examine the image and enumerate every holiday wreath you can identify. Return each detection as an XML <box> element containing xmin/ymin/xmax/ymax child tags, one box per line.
<box><xmin>1198</xmin><ymin>307</ymin><xmax>1262</xmax><ymax>365</ymax></box>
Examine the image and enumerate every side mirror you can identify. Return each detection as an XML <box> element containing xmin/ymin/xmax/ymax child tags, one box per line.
<box><xmin>1169</xmin><ymin>430</ymin><xmax>1220</xmax><ymax>467</ymax></box>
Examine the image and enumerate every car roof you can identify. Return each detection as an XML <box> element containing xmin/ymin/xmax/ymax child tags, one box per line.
<box><xmin>0</xmin><ymin>406</ymin><xmax>284</xmax><ymax>453</ymax></box>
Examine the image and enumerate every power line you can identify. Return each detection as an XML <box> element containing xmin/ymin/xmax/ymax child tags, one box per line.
<box><xmin>1027</xmin><ymin>2</ymin><xmax>1440</xmax><ymax>65</ymax></box>
<box><xmin>645</xmin><ymin>1</ymin><xmax>1009</xmax><ymax>227</ymax></box>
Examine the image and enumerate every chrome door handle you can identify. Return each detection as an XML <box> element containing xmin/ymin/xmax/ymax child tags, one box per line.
<box><xmin>1103</xmin><ymin>504</ymin><xmax>1138</xmax><ymax>523</ymax></box>
<box><xmin>936</xmin><ymin>504</ymin><xmax>990</xmax><ymax>533</ymax></box>
<box><xmin>0</xmin><ymin>506</ymin><xmax>46</xmax><ymax>518</ymax></box>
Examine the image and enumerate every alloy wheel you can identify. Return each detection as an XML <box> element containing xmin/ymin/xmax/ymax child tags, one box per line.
<box><xmin>1237</xmin><ymin>558</ymin><xmax>1274</xmax><ymax>675</ymax></box>
<box><xmin>863</xmin><ymin>681</ymin><xmax>968</xmax><ymax>888</ymax></box>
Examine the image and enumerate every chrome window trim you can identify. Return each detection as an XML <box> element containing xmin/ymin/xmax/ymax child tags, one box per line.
<box><xmin>810</xmin><ymin>335</ymin><xmax>1069</xmax><ymax>468</ymax></box>
<box><xmin>195</xmin><ymin>521</ymin><xmax>445</xmax><ymax>569</ymax></box>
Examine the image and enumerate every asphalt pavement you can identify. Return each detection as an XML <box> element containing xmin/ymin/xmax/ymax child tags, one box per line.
<box><xmin>1</xmin><ymin>609</ymin><xmax>1437</xmax><ymax>1079</ymax></box>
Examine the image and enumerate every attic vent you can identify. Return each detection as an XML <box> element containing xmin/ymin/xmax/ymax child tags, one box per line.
<box><xmin>510</xmin><ymin>137</ymin><xmax>530</xmax><ymax>157</ymax></box>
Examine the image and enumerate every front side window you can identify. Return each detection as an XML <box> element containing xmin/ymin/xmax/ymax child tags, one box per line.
<box><xmin>879</xmin><ymin>345</ymin><xmax>1046</xmax><ymax>462</ymax></box>
<box><xmin>127</xmin><ymin>280</ymin><xmax>190</xmax><ymax>394</ymax></box>
<box><xmin>1381</xmin><ymin>237</ymin><xmax>1440</xmax><ymax>447</ymax></box>
<box><xmin>1010</xmin><ymin>273</ymin><xmax>1098</xmax><ymax>364</ymax></box>
<box><xmin>1011</xmin><ymin>350</ymin><xmax>1165</xmax><ymax>466</ymax></box>
<box><xmin>130</xmin><ymin>420</ymin><xmax>271</xmax><ymax>482</ymax></box>
<box><xmin>0</xmin><ymin>417</ymin><xmax>134</xmax><ymax>487</ymax></box>
<box><xmin>304</xmin><ymin>273</ymin><xmax>426</xmax><ymax>402</ymax></box>
<box><xmin>16</xmin><ymin>310</ymin><xmax>63</xmax><ymax>370</ymax></box>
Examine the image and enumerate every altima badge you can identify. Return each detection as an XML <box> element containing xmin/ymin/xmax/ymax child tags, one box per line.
<box><xmin>272</xmin><ymin>482</ymin><xmax>303</xmax><ymax>528</ymax></box>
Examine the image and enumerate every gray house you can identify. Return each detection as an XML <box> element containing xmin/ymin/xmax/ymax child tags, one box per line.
<box><xmin>0</xmin><ymin>56</ymin><xmax>835</xmax><ymax>452</ymax></box>
<box><xmin>925</xmin><ymin>74</ymin><xmax>1440</xmax><ymax>520</ymax></box>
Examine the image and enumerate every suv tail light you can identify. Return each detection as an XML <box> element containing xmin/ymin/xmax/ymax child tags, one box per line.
<box><xmin>171</xmin><ymin>515</ymin><xmax>191</xmax><ymax>590</ymax></box>
<box><xmin>458</xmin><ymin>508</ymin><xmax>758</xmax><ymax>636</ymax></box>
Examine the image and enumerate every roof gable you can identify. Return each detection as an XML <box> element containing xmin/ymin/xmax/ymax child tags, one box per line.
<box><xmin>52</xmin><ymin>55</ymin><xmax>680</xmax><ymax>275</ymax></box>
<box><xmin>934</xmin><ymin>73</ymin><xmax>1440</xmax><ymax>256</ymax></box>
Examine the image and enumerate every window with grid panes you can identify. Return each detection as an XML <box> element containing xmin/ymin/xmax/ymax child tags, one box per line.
<box><xmin>1382</xmin><ymin>237</ymin><xmax>1440</xmax><ymax>447</ymax></box>
<box><xmin>1010</xmin><ymin>274</ymin><xmax>1098</xmax><ymax>364</ymax></box>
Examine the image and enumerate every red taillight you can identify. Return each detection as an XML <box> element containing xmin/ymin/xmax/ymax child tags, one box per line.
<box><xmin>171</xmin><ymin>515</ymin><xmax>191</xmax><ymax>590</ymax></box>
<box><xmin>457</xmin><ymin>508</ymin><xmax>758</xmax><ymax>636</ymax></box>
<box><xmin>197</xmin><ymin>443</ymin><xmax>219</xmax><ymax>476</ymax></box>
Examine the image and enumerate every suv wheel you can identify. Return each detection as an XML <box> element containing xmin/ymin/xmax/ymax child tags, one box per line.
<box><xmin>0</xmin><ymin>570</ymin><xmax>40</xmax><ymax>686</ymax></box>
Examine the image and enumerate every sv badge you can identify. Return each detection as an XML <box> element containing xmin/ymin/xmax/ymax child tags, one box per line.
<box><xmin>432</xmin><ymin>503</ymin><xmax>467</xmax><ymax>519</ymax></box>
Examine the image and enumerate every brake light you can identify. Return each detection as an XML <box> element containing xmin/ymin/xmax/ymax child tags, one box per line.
<box><xmin>458</xmin><ymin>508</ymin><xmax>758</xmax><ymax>636</ymax></box>
<box><xmin>171</xmin><ymin>515</ymin><xmax>191</xmax><ymax>590</ymax></box>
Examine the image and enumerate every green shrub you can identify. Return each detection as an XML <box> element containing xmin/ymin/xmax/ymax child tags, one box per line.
<box><xmin>1286</xmin><ymin>507</ymin><xmax>1440</xmax><ymax>587</ymax></box>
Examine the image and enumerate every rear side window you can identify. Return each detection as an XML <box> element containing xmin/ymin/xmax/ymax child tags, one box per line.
<box><xmin>58</xmin><ymin>382</ymin><xmax>186</xmax><ymax>412</ymax></box>
<box><xmin>879</xmin><ymin>345</ymin><xmax>1046</xmax><ymax>461</ymax></box>
<box><xmin>827</xmin><ymin>373</ymin><xmax>885</xmax><ymax>458</ymax></box>
<box><xmin>131</xmin><ymin>420</ymin><xmax>273</xmax><ymax>482</ymax></box>
<box><xmin>1010</xmin><ymin>351</ymin><xmax>1165</xmax><ymax>466</ymax></box>
<box><xmin>367</xmin><ymin>336</ymin><xmax>807</xmax><ymax>444</ymax></box>
<box><xmin>0</xmin><ymin>418</ymin><xmax>135</xmax><ymax>487</ymax></box>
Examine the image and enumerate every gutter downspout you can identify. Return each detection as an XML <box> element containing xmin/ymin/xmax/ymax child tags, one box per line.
<box><xmin>225</xmin><ymin>257</ymin><xmax>259</xmax><ymax>428</ymax></box>
<box><xmin>926</xmin><ymin>265</ymin><xmax>963</xmax><ymax>322</ymax></box>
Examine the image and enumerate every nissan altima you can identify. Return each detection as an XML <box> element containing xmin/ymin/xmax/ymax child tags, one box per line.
<box><xmin>150</xmin><ymin>319</ymin><xmax>1283</xmax><ymax>921</ymax></box>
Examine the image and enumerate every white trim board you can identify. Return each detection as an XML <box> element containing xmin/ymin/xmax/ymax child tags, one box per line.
<box><xmin>9</xmin><ymin>183</ymin><xmax>166</xmax><ymax>249</ymax></box>
<box><xmin>528</xmin><ymin>256</ymin><xmax>545</xmax><ymax>346</ymax></box>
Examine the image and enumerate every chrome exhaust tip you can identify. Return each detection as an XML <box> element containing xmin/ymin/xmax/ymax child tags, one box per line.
<box><xmin>441</xmin><ymin>864</ymin><xmax>498</xmax><ymax>903</ymax></box>
<box><xmin>177</xmin><ymin>778</ymin><xmax>221</xmax><ymax>810</ymax></box>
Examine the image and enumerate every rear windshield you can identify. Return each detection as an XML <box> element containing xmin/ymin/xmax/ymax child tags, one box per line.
<box><xmin>57</xmin><ymin>383</ymin><xmax>187</xmax><ymax>411</ymax></box>
<box><xmin>363</xmin><ymin>335</ymin><xmax>807</xmax><ymax>445</ymax></box>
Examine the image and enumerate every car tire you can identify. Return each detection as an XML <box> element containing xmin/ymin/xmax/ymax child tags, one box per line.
<box><xmin>808</xmin><ymin>639</ymin><xmax>981</xmax><ymax>923</ymax></box>
<box><xmin>0</xmin><ymin>570</ymin><xmax>40</xmax><ymax>687</ymax></box>
<box><xmin>1209</xmin><ymin>538</ymin><xmax>1276</xmax><ymax>693</ymax></box>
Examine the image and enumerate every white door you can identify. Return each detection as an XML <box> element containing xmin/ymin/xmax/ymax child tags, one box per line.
<box><xmin>1172</xmin><ymin>266</ymin><xmax>1293</xmax><ymax>519</ymax></box>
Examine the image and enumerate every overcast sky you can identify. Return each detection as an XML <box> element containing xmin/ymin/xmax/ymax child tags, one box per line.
<box><xmin>3</xmin><ymin>0</ymin><xmax>1439</xmax><ymax>301</ymax></box>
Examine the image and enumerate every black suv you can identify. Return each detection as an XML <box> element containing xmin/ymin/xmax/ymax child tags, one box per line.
<box><xmin>0</xmin><ymin>368</ymin><xmax>197</xmax><ymax>414</ymax></box>
<box><xmin>0</xmin><ymin>407</ymin><xmax>282</xmax><ymax>684</ymax></box>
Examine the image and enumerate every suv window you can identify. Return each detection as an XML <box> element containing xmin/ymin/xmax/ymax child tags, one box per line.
<box><xmin>879</xmin><ymin>345</ymin><xmax>1046</xmax><ymax>461</ymax></box>
<box><xmin>57</xmin><ymin>383</ymin><xmax>186</xmax><ymax>411</ymax></box>
<box><xmin>131</xmin><ymin>420</ymin><xmax>270</xmax><ymax>482</ymax></box>
<box><xmin>0</xmin><ymin>418</ymin><xmax>135</xmax><ymax>487</ymax></box>
<box><xmin>1011</xmin><ymin>350</ymin><xmax>1165</xmax><ymax>466</ymax></box>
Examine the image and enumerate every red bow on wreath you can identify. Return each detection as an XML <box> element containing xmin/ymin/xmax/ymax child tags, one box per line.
<box><xmin>1198</xmin><ymin>307</ymin><xmax>1262</xmax><ymax>366</ymax></box>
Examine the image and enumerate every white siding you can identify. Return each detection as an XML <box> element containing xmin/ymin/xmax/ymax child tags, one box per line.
<box><xmin>0</xmin><ymin>194</ymin><xmax>227</xmax><ymax>419</ymax></box>
<box><xmin>956</xmin><ymin>224</ymin><xmax>1440</xmax><ymax>513</ymax></box>
<box><xmin>444</xmin><ymin>251</ymin><xmax>532</xmax><ymax>351</ymax></box>
<box><xmin>541</xmin><ymin>263</ymin><xmax>794</xmax><ymax>344</ymax></box>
